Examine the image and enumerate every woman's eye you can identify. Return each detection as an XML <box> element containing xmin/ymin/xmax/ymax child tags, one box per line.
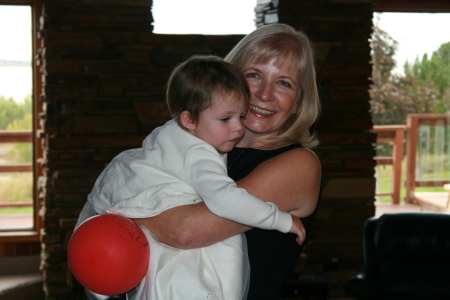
<box><xmin>280</xmin><ymin>80</ymin><xmax>292</xmax><ymax>88</ymax></box>
<box><xmin>246</xmin><ymin>72</ymin><xmax>260</xmax><ymax>79</ymax></box>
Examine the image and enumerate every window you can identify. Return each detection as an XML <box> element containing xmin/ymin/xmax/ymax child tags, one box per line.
<box><xmin>371</xmin><ymin>10</ymin><xmax>450</xmax><ymax>213</ymax></box>
<box><xmin>0</xmin><ymin>2</ymin><xmax>42</xmax><ymax>238</ymax></box>
<box><xmin>152</xmin><ymin>0</ymin><xmax>257</xmax><ymax>35</ymax></box>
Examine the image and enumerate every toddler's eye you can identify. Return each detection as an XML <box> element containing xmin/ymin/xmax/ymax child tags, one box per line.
<box><xmin>240</xmin><ymin>115</ymin><xmax>246</xmax><ymax>120</ymax></box>
<box><xmin>220</xmin><ymin>117</ymin><xmax>230</xmax><ymax>122</ymax></box>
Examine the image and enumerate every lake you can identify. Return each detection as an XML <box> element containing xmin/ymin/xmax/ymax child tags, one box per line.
<box><xmin>0</xmin><ymin>66</ymin><xmax>32</xmax><ymax>102</ymax></box>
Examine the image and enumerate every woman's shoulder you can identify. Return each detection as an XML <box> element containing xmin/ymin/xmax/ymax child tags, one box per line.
<box><xmin>237</xmin><ymin>145</ymin><xmax>321</xmax><ymax>215</ymax></box>
<box><xmin>243</xmin><ymin>144</ymin><xmax>321</xmax><ymax>189</ymax></box>
<box><xmin>263</xmin><ymin>145</ymin><xmax>320</xmax><ymax>170</ymax></box>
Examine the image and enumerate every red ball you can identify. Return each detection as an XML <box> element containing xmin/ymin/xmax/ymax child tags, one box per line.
<box><xmin>68</xmin><ymin>213</ymin><xmax>150</xmax><ymax>296</ymax></box>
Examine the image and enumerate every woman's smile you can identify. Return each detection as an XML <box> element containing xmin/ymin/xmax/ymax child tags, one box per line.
<box><xmin>248</xmin><ymin>104</ymin><xmax>275</xmax><ymax>117</ymax></box>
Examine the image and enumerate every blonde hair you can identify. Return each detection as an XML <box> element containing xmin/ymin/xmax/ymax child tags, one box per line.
<box><xmin>225</xmin><ymin>24</ymin><xmax>320</xmax><ymax>149</ymax></box>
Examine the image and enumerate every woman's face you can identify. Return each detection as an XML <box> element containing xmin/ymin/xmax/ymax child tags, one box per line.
<box><xmin>240</xmin><ymin>57</ymin><xmax>300</xmax><ymax>145</ymax></box>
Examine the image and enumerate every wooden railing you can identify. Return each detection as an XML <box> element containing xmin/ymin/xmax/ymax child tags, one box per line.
<box><xmin>0</xmin><ymin>130</ymin><xmax>33</xmax><ymax>207</ymax></box>
<box><xmin>405</xmin><ymin>114</ymin><xmax>450</xmax><ymax>203</ymax></box>
<box><xmin>372</xmin><ymin>125</ymin><xmax>407</xmax><ymax>204</ymax></box>
<box><xmin>373</xmin><ymin>115</ymin><xmax>450</xmax><ymax>209</ymax></box>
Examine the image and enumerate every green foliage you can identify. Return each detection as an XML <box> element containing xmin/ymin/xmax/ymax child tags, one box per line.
<box><xmin>6</xmin><ymin>143</ymin><xmax>32</xmax><ymax>164</ymax></box>
<box><xmin>0</xmin><ymin>173</ymin><xmax>33</xmax><ymax>203</ymax></box>
<box><xmin>7</xmin><ymin>114</ymin><xmax>33</xmax><ymax>163</ymax></box>
<box><xmin>0</xmin><ymin>94</ymin><xmax>32</xmax><ymax>130</ymax></box>
<box><xmin>7</xmin><ymin>112</ymin><xmax>32</xmax><ymax>130</ymax></box>
<box><xmin>2</xmin><ymin>99</ymin><xmax>33</xmax><ymax>163</ymax></box>
<box><xmin>370</xmin><ymin>73</ymin><xmax>440</xmax><ymax>125</ymax></box>
<box><xmin>370</xmin><ymin>21</ymin><xmax>448</xmax><ymax>125</ymax></box>
<box><xmin>370</xmin><ymin>24</ymin><xmax>398</xmax><ymax>85</ymax></box>
<box><xmin>404</xmin><ymin>42</ymin><xmax>450</xmax><ymax>113</ymax></box>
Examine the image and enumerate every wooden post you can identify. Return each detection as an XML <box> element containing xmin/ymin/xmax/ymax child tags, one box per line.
<box><xmin>33</xmin><ymin>1</ymin><xmax>44</xmax><ymax>233</ymax></box>
<box><xmin>405</xmin><ymin>115</ymin><xmax>418</xmax><ymax>204</ymax></box>
<box><xmin>392</xmin><ymin>127</ymin><xmax>405</xmax><ymax>204</ymax></box>
<box><xmin>373</xmin><ymin>125</ymin><xmax>406</xmax><ymax>205</ymax></box>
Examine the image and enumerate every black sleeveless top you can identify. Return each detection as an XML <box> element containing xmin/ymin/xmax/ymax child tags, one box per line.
<box><xmin>227</xmin><ymin>144</ymin><xmax>317</xmax><ymax>300</ymax></box>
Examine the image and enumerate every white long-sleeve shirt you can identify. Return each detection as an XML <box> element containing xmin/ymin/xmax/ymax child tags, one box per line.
<box><xmin>87</xmin><ymin>119</ymin><xmax>292</xmax><ymax>233</ymax></box>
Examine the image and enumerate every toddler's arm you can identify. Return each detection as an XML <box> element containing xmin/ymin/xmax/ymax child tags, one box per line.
<box><xmin>187</xmin><ymin>147</ymin><xmax>293</xmax><ymax>233</ymax></box>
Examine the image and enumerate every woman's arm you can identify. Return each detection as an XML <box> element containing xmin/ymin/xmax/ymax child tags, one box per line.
<box><xmin>237</xmin><ymin>148</ymin><xmax>321</xmax><ymax>217</ymax></box>
<box><xmin>132</xmin><ymin>148</ymin><xmax>321</xmax><ymax>249</ymax></box>
<box><xmin>133</xmin><ymin>201</ymin><xmax>249</xmax><ymax>249</ymax></box>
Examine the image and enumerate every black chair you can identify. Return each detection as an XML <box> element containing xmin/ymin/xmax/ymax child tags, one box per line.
<box><xmin>346</xmin><ymin>212</ymin><xmax>450</xmax><ymax>300</ymax></box>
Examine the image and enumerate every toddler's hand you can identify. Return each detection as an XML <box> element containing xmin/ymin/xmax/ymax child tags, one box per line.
<box><xmin>289</xmin><ymin>215</ymin><xmax>306</xmax><ymax>245</ymax></box>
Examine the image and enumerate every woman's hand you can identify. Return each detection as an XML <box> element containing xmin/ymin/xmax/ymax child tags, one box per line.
<box><xmin>289</xmin><ymin>215</ymin><xmax>306</xmax><ymax>245</ymax></box>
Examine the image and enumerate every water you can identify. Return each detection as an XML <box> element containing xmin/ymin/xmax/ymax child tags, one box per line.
<box><xmin>0</xmin><ymin>66</ymin><xmax>32</xmax><ymax>102</ymax></box>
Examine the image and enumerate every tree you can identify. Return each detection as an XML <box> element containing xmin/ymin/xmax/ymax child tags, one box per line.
<box><xmin>0</xmin><ymin>95</ymin><xmax>33</xmax><ymax>163</ymax></box>
<box><xmin>0</xmin><ymin>94</ymin><xmax>32</xmax><ymax>129</ymax></box>
<box><xmin>369</xmin><ymin>22</ymin><xmax>441</xmax><ymax>125</ymax></box>
<box><xmin>370</xmin><ymin>73</ymin><xmax>440</xmax><ymax>125</ymax></box>
<box><xmin>370</xmin><ymin>22</ymin><xmax>398</xmax><ymax>86</ymax></box>
<box><xmin>405</xmin><ymin>42</ymin><xmax>450</xmax><ymax>113</ymax></box>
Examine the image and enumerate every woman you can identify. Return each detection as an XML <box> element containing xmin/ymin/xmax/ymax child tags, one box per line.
<box><xmin>133</xmin><ymin>23</ymin><xmax>321</xmax><ymax>299</ymax></box>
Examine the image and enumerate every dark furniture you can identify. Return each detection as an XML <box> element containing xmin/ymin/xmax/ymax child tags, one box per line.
<box><xmin>346</xmin><ymin>212</ymin><xmax>450</xmax><ymax>300</ymax></box>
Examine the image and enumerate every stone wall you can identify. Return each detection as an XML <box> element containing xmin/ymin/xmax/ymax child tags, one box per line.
<box><xmin>37</xmin><ymin>0</ymin><xmax>376</xmax><ymax>298</ymax></box>
<box><xmin>278</xmin><ymin>1</ymin><xmax>376</xmax><ymax>296</ymax></box>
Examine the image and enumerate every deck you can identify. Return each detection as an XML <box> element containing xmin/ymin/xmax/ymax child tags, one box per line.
<box><xmin>376</xmin><ymin>192</ymin><xmax>450</xmax><ymax>217</ymax></box>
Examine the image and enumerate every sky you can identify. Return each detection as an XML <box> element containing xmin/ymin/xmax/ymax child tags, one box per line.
<box><xmin>0</xmin><ymin>5</ymin><xmax>32</xmax><ymax>61</ymax></box>
<box><xmin>152</xmin><ymin>0</ymin><xmax>257</xmax><ymax>34</ymax></box>
<box><xmin>375</xmin><ymin>12</ymin><xmax>450</xmax><ymax>74</ymax></box>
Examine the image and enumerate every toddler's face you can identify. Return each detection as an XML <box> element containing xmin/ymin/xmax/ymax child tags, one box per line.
<box><xmin>191</xmin><ymin>93</ymin><xmax>247</xmax><ymax>153</ymax></box>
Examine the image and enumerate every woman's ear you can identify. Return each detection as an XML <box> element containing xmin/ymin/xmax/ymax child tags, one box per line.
<box><xmin>180</xmin><ymin>110</ymin><xmax>197</xmax><ymax>130</ymax></box>
<box><xmin>291</xmin><ymin>102</ymin><xmax>300</xmax><ymax>115</ymax></box>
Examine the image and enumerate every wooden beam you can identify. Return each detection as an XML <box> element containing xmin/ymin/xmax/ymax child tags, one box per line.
<box><xmin>0</xmin><ymin>165</ymin><xmax>33</xmax><ymax>172</ymax></box>
<box><xmin>415</xmin><ymin>180</ymin><xmax>450</xmax><ymax>187</ymax></box>
<box><xmin>0</xmin><ymin>131</ymin><xmax>32</xmax><ymax>143</ymax></box>
<box><xmin>0</xmin><ymin>202</ymin><xmax>33</xmax><ymax>207</ymax></box>
<box><xmin>374</xmin><ymin>2</ymin><xmax>450</xmax><ymax>12</ymax></box>
<box><xmin>374</xmin><ymin>156</ymin><xmax>393</xmax><ymax>165</ymax></box>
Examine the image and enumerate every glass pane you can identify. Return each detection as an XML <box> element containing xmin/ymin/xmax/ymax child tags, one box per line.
<box><xmin>0</xmin><ymin>5</ymin><xmax>33</xmax><ymax>231</ymax></box>
<box><xmin>152</xmin><ymin>0</ymin><xmax>256</xmax><ymax>35</ymax></box>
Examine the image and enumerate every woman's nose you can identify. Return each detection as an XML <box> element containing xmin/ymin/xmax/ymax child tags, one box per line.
<box><xmin>255</xmin><ymin>82</ymin><xmax>273</xmax><ymax>102</ymax></box>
